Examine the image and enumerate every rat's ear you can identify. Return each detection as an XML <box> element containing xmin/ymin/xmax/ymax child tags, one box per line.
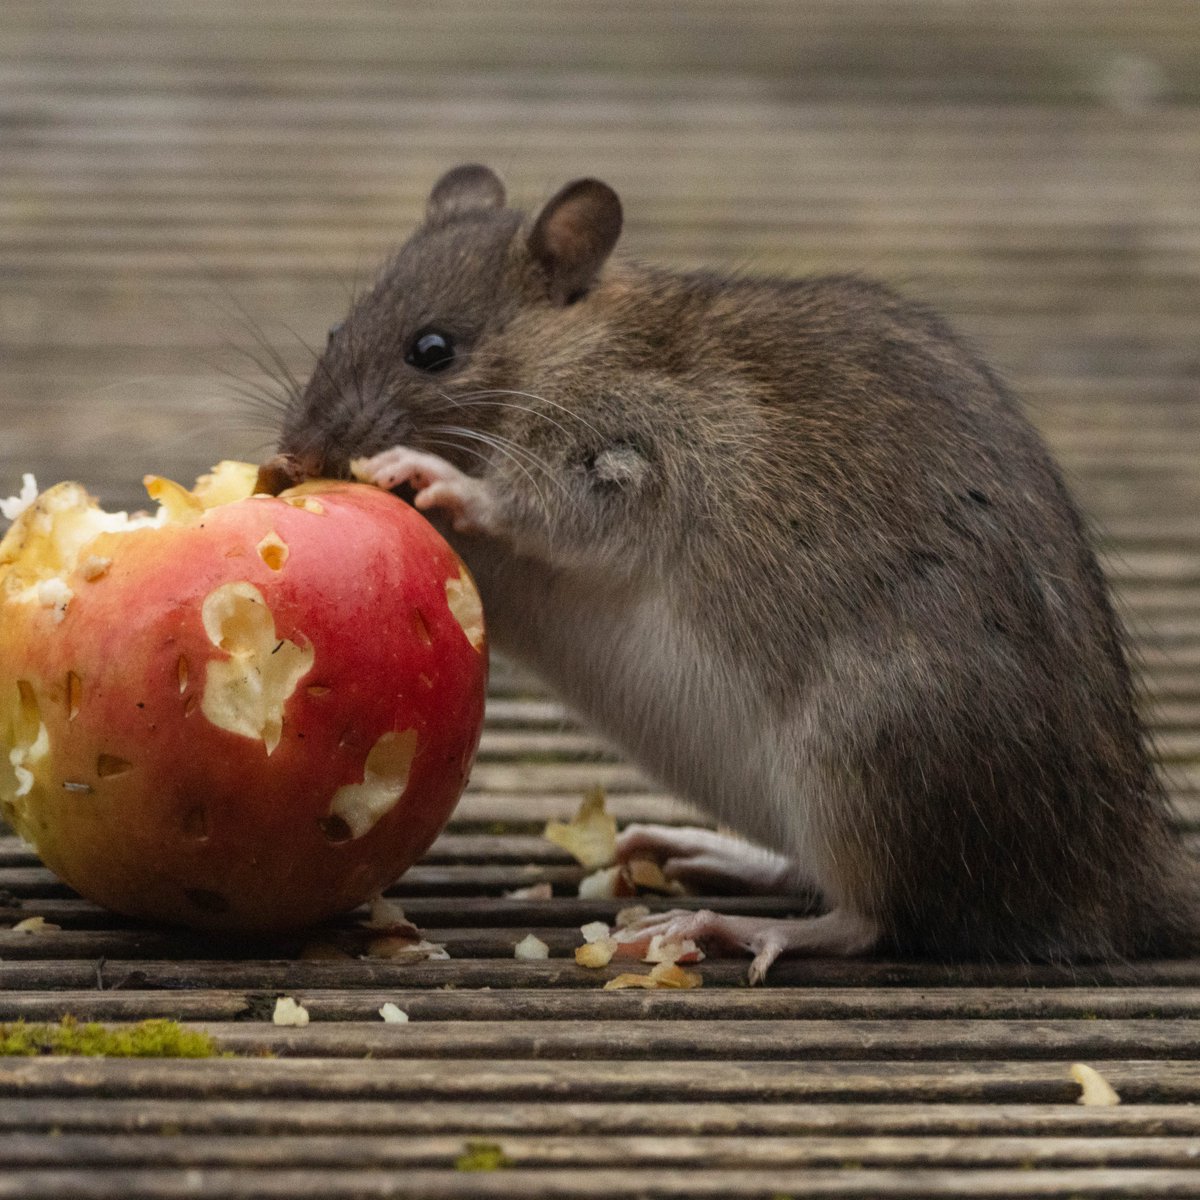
<box><xmin>528</xmin><ymin>178</ymin><xmax>623</xmax><ymax>304</ymax></box>
<box><xmin>426</xmin><ymin>164</ymin><xmax>507</xmax><ymax>223</ymax></box>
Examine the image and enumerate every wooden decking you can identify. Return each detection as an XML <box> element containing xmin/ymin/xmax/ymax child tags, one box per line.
<box><xmin>1</xmin><ymin>2</ymin><xmax>1199</xmax><ymax>1196</ymax></box>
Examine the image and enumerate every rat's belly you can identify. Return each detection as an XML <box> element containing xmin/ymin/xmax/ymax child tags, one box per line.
<box><xmin>493</xmin><ymin>578</ymin><xmax>819</xmax><ymax>860</ymax></box>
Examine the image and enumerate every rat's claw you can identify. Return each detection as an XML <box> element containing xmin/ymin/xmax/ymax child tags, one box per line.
<box><xmin>747</xmin><ymin>931</ymin><xmax>788</xmax><ymax>986</ymax></box>
<box><xmin>615</xmin><ymin>907</ymin><xmax>880</xmax><ymax>984</ymax></box>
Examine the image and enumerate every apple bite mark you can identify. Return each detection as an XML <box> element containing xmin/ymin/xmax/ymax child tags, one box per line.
<box><xmin>199</xmin><ymin>581</ymin><xmax>314</xmax><ymax>755</ymax></box>
<box><xmin>445</xmin><ymin>567</ymin><xmax>485</xmax><ymax>652</ymax></box>
<box><xmin>255</xmin><ymin>531</ymin><xmax>289</xmax><ymax>571</ymax></box>
<box><xmin>327</xmin><ymin>728</ymin><xmax>419</xmax><ymax>839</ymax></box>
<box><xmin>4</xmin><ymin>679</ymin><xmax>48</xmax><ymax>803</ymax></box>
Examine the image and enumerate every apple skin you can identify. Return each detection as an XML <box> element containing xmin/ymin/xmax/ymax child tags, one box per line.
<box><xmin>0</xmin><ymin>479</ymin><xmax>486</xmax><ymax>933</ymax></box>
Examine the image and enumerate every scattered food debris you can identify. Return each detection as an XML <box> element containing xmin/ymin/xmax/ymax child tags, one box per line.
<box><xmin>575</xmin><ymin>940</ymin><xmax>617</xmax><ymax>968</ymax></box>
<box><xmin>514</xmin><ymin>933</ymin><xmax>550</xmax><ymax>960</ymax></box>
<box><xmin>10</xmin><ymin>916</ymin><xmax>61</xmax><ymax>934</ymax></box>
<box><xmin>361</xmin><ymin>894</ymin><xmax>416</xmax><ymax>932</ymax></box>
<box><xmin>576</xmin><ymin>864</ymin><xmax>634</xmax><ymax>899</ymax></box>
<box><xmin>379</xmin><ymin>1003</ymin><xmax>410</xmax><ymax>1024</ymax></box>
<box><xmin>643</xmin><ymin>933</ymin><xmax>704</xmax><ymax>964</ymax></box>
<box><xmin>365</xmin><ymin>936</ymin><xmax>449</xmax><ymax>962</ymax></box>
<box><xmin>272</xmin><ymin>997</ymin><xmax>310</xmax><ymax>1027</ymax></box>
<box><xmin>1071</xmin><ymin>1062</ymin><xmax>1121</xmax><ymax>1106</ymax></box>
<box><xmin>543</xmin><ymin>787</ymin><xmax>616</xmax><ymax>869</ymax></box>
<box><xmin>603</xmin><ymin>962</ymin><xmax>703</xmax><ymax>990</ymax></box>
<box><xmin>0</xmin><ymin>473</ymin><xmax>38</xmax><ymax>522</ymax></box>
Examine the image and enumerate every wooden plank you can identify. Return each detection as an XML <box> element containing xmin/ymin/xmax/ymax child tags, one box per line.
<box><xmin>3</xmin><ymin>1165</ymin><xmax>1200</xmax><ymax>1200</ymax></box>
<box><xmin>6</xmin><ymin>953</ymin><xmax>1200</xmax><ymax>993</ymax></box>
<box><xmin>8</xmin><ymin>985</ymin><xmax>1200</xmax><ymax>1023</ymax></box>
<box><xmin>4</xmin><ymin>1130</ymin><xmax>1200</xmax><ymax>1170</ymax></box>
<box><xmin>2</xmin><ymin>1055</ymin><xmax>1198</xmax><ymax>1103</ymax></box>
<box><xmin>5</xmin><ymin>1098</ymin><xmax>1200</xmax><ymax>1138</ymax></box>
<box><xmin>148</xmin><ymin>1017</ymin><xmax>1200</xmax><ymax>1060</ymax></box>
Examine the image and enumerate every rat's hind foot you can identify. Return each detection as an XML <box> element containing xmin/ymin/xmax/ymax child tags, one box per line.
<box><xmin>617</xmin><ymin>907</ymin><xmax>879</xmax><ymax>984</ymax></box>
<box><xmin>351</xmin><ymin>447</ymin><xmax>498</xmax><ymax>535</ymax></box>
<box><xmin>616</xmin><ymin>824</ymin><xmax>811</xmax><ymax>895</ymax></box>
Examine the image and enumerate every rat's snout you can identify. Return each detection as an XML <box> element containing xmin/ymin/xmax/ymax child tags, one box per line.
<box><xmin>277</xmin><ymin>363</ymin><xmax>416</xmax><ymax>484</ymax></box>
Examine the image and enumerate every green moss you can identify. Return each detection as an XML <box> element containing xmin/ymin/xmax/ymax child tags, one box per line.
<box><xmin>454</xmin><ymin>1140</ymin><xmax>512</xmax><ymax>1171</ymax></box>
<box><xmin>0</xmin><ymin>1016</ymin><xmax>224</xmax><ymax>1058</ymax></box>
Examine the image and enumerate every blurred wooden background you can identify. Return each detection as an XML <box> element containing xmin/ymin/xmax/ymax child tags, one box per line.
<box><xmin>2</xmin><ymin>4</ymin><xmax>1200</xmax><ymax>1198</ymax></box>
<box><xmin>2</xmin><ymin>1</ymin><xmax>1198</xmax><ymax>519</ymax></box>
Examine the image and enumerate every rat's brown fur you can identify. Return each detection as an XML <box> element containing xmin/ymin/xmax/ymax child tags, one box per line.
<box><xmin>279</xmin><ymin>165</ymin><xmax>1198</xmax><ymax>962</ymax></box>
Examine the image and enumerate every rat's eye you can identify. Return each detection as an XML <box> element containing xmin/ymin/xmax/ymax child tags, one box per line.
<box><xmin>326</xmin><ymin>321</ymin><xmax>344</xmax><ymax>342</ymax></box>
<box><xmin>405</xmin><ymin>328</ymin><xmax>456</xmax><ymax>373</ymax></box>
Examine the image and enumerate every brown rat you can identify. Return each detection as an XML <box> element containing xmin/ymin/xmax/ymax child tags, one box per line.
<box><xmin>275</xmin><ymin>163</ymin><xmax>1198</xmax><ymax>978</ymax></box>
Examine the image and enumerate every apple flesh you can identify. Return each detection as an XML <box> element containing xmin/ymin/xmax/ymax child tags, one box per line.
<box><xmin>0</xmin><ymin>462</ymin><xmax>487</xmax><ymax>933</ymax></box>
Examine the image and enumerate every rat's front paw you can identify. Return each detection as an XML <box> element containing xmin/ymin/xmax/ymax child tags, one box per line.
<box><xmin>351</xmin><ymin>447</ymin><xmax>497</xmax><ymax>535</ymax></box>
<box><xmin>617</xmin><ymin>824</ymin><xmax>809</xmax><ymax>895</ymax></box>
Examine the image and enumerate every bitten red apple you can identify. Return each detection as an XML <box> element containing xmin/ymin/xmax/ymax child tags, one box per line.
<box><xmin>0</xmin><ymin>462</ymin><xmax>487</xmax><ymax>933</ymax></box>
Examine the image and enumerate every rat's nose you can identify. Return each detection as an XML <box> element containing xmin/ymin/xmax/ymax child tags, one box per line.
<box><xmin>254</xmin><ymin>451</ymin><xmax>327</xmax><ymax>495</ymax></box>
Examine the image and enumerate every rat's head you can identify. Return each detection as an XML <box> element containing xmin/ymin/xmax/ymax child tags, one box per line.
<box><xmin>277</xmin><ymin>164</ymin><xmax>623</xmax><ymax>478</ymax></box>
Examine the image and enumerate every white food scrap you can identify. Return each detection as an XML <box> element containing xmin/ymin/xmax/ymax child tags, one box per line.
<box><xmin>643</xmin><ymin>933</ymin><xmax>704</xmax><ymax>964</ymax></box>
<box><xmin>362</xmin><ymin>894</ymin><xmax>414</xmax><ymax>932</ymax></box>
<box><xmin>544</xmin><ymin>788</ymin><xmax>617</xmax><ymax>870</ymax></box>
<box><xmin>365</xmin><ymin>936</ymin><xmax>449</xmax><ymax>962</ymax></box>
<box><xmin>575</xmin><ymin>919</ymin><xmax>619</xmax><ymax>968</ymax></box>
<box><xmin>272</xmin><ymin>996</ymin><xmax>310</xmax><ymax>1027</ymax></box>
<box><xmin>0</xmin><ymin>474</ymin><xmax>38</xmax><ymax>522</ymax></box>
<box><xmin>36</xmin><ymin>577</ymin><xmax>73</xmax><ymax>622</ymax></box>
<box><xmin>576</xmin><ymin>864</ymin><xmax>635</xmax><ymax>900</ymax></box>
<box><xmin>1071</xmin><ymin>1063</ymin><xmax>1121</xmax><ymax>1106</ymax></box>
<box><xmin>11</xmin><ymin>915</ymin><xmax>61</xmax><ymax>933</ymax></box>
<box><xmin>379</xmin><ymin>1003</ymin><xmax>410</xmax><ymax>1024</ymax></box>
<box><xmin>514</xmin><ymin>933</ymin><xmax>550</xmax><ymax>960</ymax></box>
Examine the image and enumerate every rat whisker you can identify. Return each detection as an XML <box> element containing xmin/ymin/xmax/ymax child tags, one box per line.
<box><xmin>216</xmin><ymin>368</ymin><xmax>293</xmax><ymax>414</ymax></box>
<box><xmin>449</xmin><ymin>388</ymin><xmax>603</xmax><ymax>438</ymax></box>
<box><xmin>427</xmin><ymin>422</ymin><xmax>565</xmax><ymax>489</ymax></box>
<box><xmin>431</xmin><ymin>395</ymin><xmax>578</xmax><ymax>442</ymax></box>
<box><xmin>421</xmin><ymin>432</ymin><xmax>552</xmax><ymax>518</ymax></box>
<box><xmin>218</xmin><ymin>294</ymin><xmax>307</xmax><ymax>405</ymax></box>
<box><xmin>426</xmin><ymin>423</ymin><xmax>566</xmax><ymax>514</ymax></box>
